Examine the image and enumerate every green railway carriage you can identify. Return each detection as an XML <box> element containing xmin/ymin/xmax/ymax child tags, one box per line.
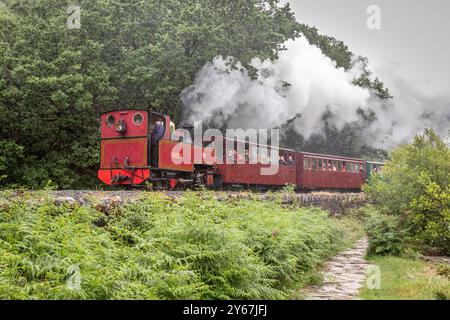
<box><xmin>365</xmin><ymin>161</ymin><xmax>385</xmax><ymax>180</ymax></box>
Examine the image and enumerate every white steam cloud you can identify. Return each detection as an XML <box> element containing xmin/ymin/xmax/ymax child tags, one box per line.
<box><xmin>366</xmin><ymin>66</ymin><xmax>450</xmax><ymax>148</ymax></box>
<box><xmin>181</xmin><ymin>36</ymin><xmax>450</xmax><ymax>148</ymax></box>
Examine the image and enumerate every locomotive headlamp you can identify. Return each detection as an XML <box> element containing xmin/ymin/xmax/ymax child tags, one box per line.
<box><xmin>115</xmin><ymin>119</ymin><xmax>127</xmax><ymax>133</ymax></box>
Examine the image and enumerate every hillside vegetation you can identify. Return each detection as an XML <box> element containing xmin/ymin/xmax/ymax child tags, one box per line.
<box><xmin>0</xmin><ymin>191</ymin><xmax>362</xmax><ymax>299</ymax></box>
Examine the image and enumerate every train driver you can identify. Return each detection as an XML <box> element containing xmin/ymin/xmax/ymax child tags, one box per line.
<box><xmin>150</xmin><ymin>120</ymin><xmax>165</xmax><ymax>167</ymax></box>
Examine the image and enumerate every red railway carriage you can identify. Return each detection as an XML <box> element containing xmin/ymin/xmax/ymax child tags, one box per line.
<box><xmin>98</xmin><ymin>109</ymin><xmax>216</xmax><ymax>188</ymax></box>
<box><xmin>298</xmin><ymin>152</ymin><xmax>366</xmax><ymax>190</ymax></box>
<box><xmin>215</xmin><ymin>141</ymin><xmax>298</xmax><ymax>187</ymax></box>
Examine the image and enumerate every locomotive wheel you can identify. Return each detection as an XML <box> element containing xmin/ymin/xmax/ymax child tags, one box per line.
<box><xmin>193</xmin><ymin>172</ymin><xmax>206</xmax><ymax>189</ymax></box>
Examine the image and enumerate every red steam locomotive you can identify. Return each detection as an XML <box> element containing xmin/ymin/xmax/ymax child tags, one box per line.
<box><xmin>98</xmin><ymin>109</ymin><xmax>383</xmax><ymax>190</ymax></box>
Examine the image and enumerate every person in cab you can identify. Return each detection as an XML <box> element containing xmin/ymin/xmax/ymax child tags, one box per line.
<box><xmin>150</xmin><ymin>120</ymin><xmax>165</xmax><ymax>167</ymax></box>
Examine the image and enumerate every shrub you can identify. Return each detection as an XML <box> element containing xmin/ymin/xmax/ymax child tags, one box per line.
<box><xmin>364</xmin><ymin>129</ymin><xmax>450</xmax><ymax>254</ymax></box>
<box><xmin>436</xmin><ymin>264</ymin><xmax>450</xmax><ymax>279</ymax></box>
<box><xmin>364</xmin><ymin>207</ymin><xmax>404</xmax><ymax>255</ymax></box>
<box><xmin>433</xmin><ymin>286</ymin><xmax>450</xmax><ymax>300</ymax></box>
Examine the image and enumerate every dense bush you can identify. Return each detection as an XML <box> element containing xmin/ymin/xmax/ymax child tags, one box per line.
<box><xmin>0</xmin><ymin>140</ymin><xmax>24</xmax><ymax>185</ymax></box>
<box><xmin>363</xmin><ymin>206</ymin><xmax>404</xmax><ymax>256</ymax></box>
<box><xmin>0</xmin><ymin>191</ymin><xmax>357</xmax><ymax>299</ymax></box>
<box><xmin>364</xmin><ymin>129</ymin><xmax>450</xmax><ymax>255</ymax></box>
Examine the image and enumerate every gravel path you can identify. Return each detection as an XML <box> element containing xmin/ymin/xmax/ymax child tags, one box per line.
<box><xmin>302</xmin><ymin>238</ymin><xmax>374</xmax><ymax>300</ymax></box>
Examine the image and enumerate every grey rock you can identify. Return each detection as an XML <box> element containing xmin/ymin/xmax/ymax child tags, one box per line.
<box><xmin>54</xmin><ymin>196</ymin><xmax>77</xmax><ymax>206</ymax></box>
<box><xmin>95</xmin><ymin>196</ymin><xmax>123</xmax><ymax>214</ymax></box>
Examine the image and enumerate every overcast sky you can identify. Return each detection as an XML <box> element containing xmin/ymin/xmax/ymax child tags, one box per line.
<box><xmin>288</xmin><ymin>0</ymin><xmax>450</xmax><ymax>90</ymax></box>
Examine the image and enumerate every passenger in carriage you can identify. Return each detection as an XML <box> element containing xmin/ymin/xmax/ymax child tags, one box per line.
<box><xmin>236</xmin><ymin>150</ymin><xmax>245</xmax><ymax>163</ymax></box>
<box><xmin>287</xmin><ymin>155</ymin><xmax>295</xmax><ymax>166</ymax></box>
<box><xmin>279</xmin><ymin>155</ymin><xmax>288</xmax><ymax>166</ymax></box>
<box><xmin>342</xmin><ymin>161</ymin><xmax>347</xmax><ymax>172</ymax></box>
<box><xmin>244</xmin><ymin>150</ymin><xmax>250</xmax><ymax>163</ymax></box>
<box><xmin>260</xmin><ymin>153</ymin><xmax>270</xmax><ymax>165</ymax></box>
<box><xmin>332</xmin><ymin>162</ymin><xmax>338</xmax><ymax>171</ymax></box>
<box><xmin>327</xmin><ymin>162</ymin><xmax>332</xmax><ymax>171</ymax></box>
<box><xmin>359</xmin><ymin>164</ymin><xmax>365</xmax><ymax>173</ymax></box>
<box><xmin>227</xmin><ymin>150</ymin><xmax>236</xmax><ymax>163</ymax></box>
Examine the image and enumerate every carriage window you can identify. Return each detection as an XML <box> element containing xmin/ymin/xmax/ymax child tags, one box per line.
<box><xmin>332</xmin><ymin>160</ymin><xmax>338</xmax><ymax>172</ymax></box>
<box><xmin>287</xmin><ymin>154</ymin><xmax>295</xmax><ymax>166</ymax></box>
<box><xmin>248</xmin><ymin>145</ymin><xmax>257</xmax><ymax>164</ymax></box>
<box><xmin>318</xmin><ymin>159</ymin><xmax>323</xmax><ymax>170</ymax></box>
<box><xmin>313</xmin><ymin>159</ymin><xmax>317</xmax><ymax>170</ymax></box>
<box><xmin>279</xmin><ymin>152</ymin><xmax>288</xmax><ymax>165</ymax></box>
<box><xmin>259</xmin><ymin>148</ymin><xmax>270</xmax><ymax>164</ymax></box>
<box><xmin>308</xmin><ymin>158</ymin><xmax>311</xmax><ymax>169</ymax></box>
<box><xmin>359</xmin><ymin>163</ymin><xmax>364</xmax><ymax>172</ymax></box>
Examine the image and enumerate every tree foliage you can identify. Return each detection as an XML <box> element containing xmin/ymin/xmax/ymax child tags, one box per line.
<box><xmin>299</xmin><ymin>25</ymin><xmax>391</xmax><ymax>99</ymax></box>
<box><xmin>364</xmin><ymin>129</ymin><xmax>450</xmax><ymax>254</ymax></box>
<box><xmin>0</xmin><ymin>0</ymin><xmax>300</xmax><ymax>188</ymax></box>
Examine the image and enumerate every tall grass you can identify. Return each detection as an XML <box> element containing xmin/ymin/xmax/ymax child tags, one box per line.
<box><xmin>0</xmin><ymin>191</ymin><xmax>360</xmax><ymax>299</ymax></box>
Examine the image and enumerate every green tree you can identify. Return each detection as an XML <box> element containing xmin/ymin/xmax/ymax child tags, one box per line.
<box><xmin>0</xmin><ymin>0</ymin><xmax>300</xmax><ymax>188</ymax></box>
<box><xmin>299</xmin><ymin>24</ymin><xmax>391</xmax><ymax>99</ymax></box>
<box><xmin>364</xmin><ymin>129</ymin><xmax>450</xmax><ymax>254</ymax></box>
